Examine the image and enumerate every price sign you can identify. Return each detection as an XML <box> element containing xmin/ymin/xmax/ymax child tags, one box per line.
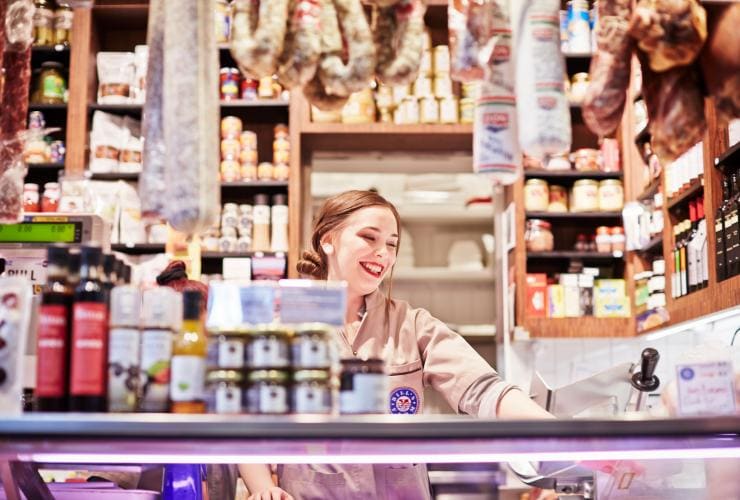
<box><xmin>676</xmin><ymin>361</ymin><xmax>736</xmax><ymax>416</ymax></box>
<box><xmin>279</xmin><ymin>280</ymin><xmax>347</xmax><ymax>326</ymax></box>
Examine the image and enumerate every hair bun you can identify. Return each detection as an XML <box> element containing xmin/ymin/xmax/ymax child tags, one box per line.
<box><xmin>296</xmin><ymin>250</ymin><xmax>326</xmax><ymax>279</ymax></box>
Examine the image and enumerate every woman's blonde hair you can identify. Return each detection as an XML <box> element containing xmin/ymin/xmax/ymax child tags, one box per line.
<box><xmin>297</xmin><ymin>190</ymin><xmax>402</xmax><ymax>290</ymax></box>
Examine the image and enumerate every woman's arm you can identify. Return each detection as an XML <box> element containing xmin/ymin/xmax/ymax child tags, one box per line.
<box><xmin>238</xmin><ymin>464</ymin><xmax>293</xmax><ymax>500</ymax></box>
<box><xmin>497</xmin><ymin>386</ymin><xmax>556</xmax><ymax>419</ymax></box>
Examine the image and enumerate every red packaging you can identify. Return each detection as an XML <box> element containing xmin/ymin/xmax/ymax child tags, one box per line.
<box><xmin>69</xmin><ymin>302</ymin><xmax>109</xmax><ymax>396</ymax></box>
<box><xmin>600</xmin><ymin>138</ymin><xmax>621</xmax><ymax>172</ymax></box>
<box><xmin>36</xmin><ymin>304</ymin><xmax>69</xmax><ymax>398</ymax></box>
<box><xmin>525</xmin><ymin>273</ymin><xmax>548</xmax><ymax>317</ymax></box>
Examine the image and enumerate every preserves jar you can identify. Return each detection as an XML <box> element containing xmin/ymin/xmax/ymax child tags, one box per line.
<box><xmin>419</xmin><ymin>96</ymin><xmax>439</xmax><ymax>124</ymax></box>
<box><xmin>53</xmin><ymin>3</ymin><xmax>74</xmax><ymax>47</ymax></box>
<box><xmin>205</xmin><ymin>369</ymin><xmax>243</xmax><ymax>414</ymax></box>
<box><xmin>413</xmin><ymin>75</ymin><xmax>432</xmax><ymax>98</ymax></box>
<box><xmin>571</xmin><ymin>179</ymin><xmax>599</xmax><ymax>212</ymax></box>
<box><xmin>207</xmin><ymin>331</ymin><xmax>245</xmax><ymax>369</ymax></box>
<box><xmin>221</xmin><ymin>138</ymin><xmax>240</xmax><ymax>160</ymax></box>
<box><xmin>524</xmin><ymin>179</ymin><xmax>549</xmax><ymax>211</ymax></box>
<box><xmin>247</xmin><ymin>326</ymin><xmax>291</xmax><ymax>368</ymax></box>
<box><xmin>247</xmin><ymin>369</ymin><xmax>290</xmax><ymax>414</ymax></box>
<box><xmin>595</xmin><ymin>226</ymin><xmax>611</xmax><ymax>253</ymax></box>
<box><xmin>292</xmin><ymin>324</ymin><xmax>333</xmax><ymax>369</ymax></box>
<box><xmin>459</xmin><ymin>98</ymin><xmax>474</xmax><ymax>124</ymax></box>
<box><xmin>341</xmin><ymin>89</ymin><xmax>376</xmax><ymax>124</ymax></box>
<box><xmin>433</xmin><ymin>74</ymin><xmax>452</xmax><ymax>97</ymax></box>
<box><xmin>293</xmin><ymin>369</ymin><xmax>332</xmax><ymax>414</ymax></box>
<box><xmin>569</xmin><ymin>72</ymin><xmax>589</xmax><ymax>104</ymax></box>
<box><xmin>273</xmin><ymin>163</ymin><xmax>289</xmax><ymax>181</ymax></box>
<box><xmin>257</xmin><ymin>162</ymin><xmax>273</xmax><ymax>181</ymax></box>
<box><xmin>525</xmin><ymin>219</ymin><xmax>554</xmax><ymax>252</ymax></box>
<box><xmin>572</xmin><ymin>148</ymin><xmax>601</xmax><ymax>171</ymax></box>
<box><xmin>598</xmin><ymin>179</ymin><xmax>624</xmax><ymax>211</ymax></box>
<box><xmin>240</xmin><ymin>130</ymin><xmax>258</xmax><ymax>150</ymax></box>
<box><xmin>241</xmin><ymin>163</ymin><xmax>258</xmax><ymax>181</ymax></box>
<box><xmin>220</xmin><ymin>160</ymin><xmax>241</xmax><ymax>182</ymax></box>
<box><xmin>241</xmin><ymin>78</ymin><xmax>258</xmax><ymax>100</ymax></box>
<box><xmin>33</xmin><ymin>0</ymin><xmax>55</xmax><ymax>46</ymax></box>
<box><xmin>258</xmin><ymin>76</ymin><xmax>276</xmax><ymax>98</ymax></box>
<box><xmin>220</xmin><ymin>68</ymin><xmax>241</xmax><ymax>101</ymax></box>
<box><xmin>610</xmin><ymin>226</ymin><xmax>626</xmax><ymax>253</ymax></box>
<box><xmin>23</xmin><ymin>184</ymin><xmax>40</xmax><ymax>212</ymax></box>
<box><xmin>401</xmin><ymin>96</ymin><xmax>420</xmax><ymax>124</ymax></box>
<box><xmin>339</xmin><ymin>358</ymin><xmax>387</xmax><ymax>414</ymax></box>
<box><xmin>439</xmin><ymin>97</ymin><xmax>459</xmax><ymax>124</ymax></box>
<box><xmin>221</xmin><ymin>116</ymin><xmax>243</xmax><ymax>139</ymax></box>
<box><xmin>240</xmin><ymin>148</ymin><xmax>258</xmax><ymax>165</ymax></box>
<box><xmin>548</xmin><ymin>185</ymin><xmax>568</xmax><ymax>212</ymax></box>
<box><xmin>433</xmin><ymin>45</ymin><xmax>450</xmax><ymax>73</ymax></box>
<box><xmin>37</xmin><ymin>62</ymin><xmax>67</xmax><ymax>104</ymax></box>
<box><xmin>41</xmin><ymin>182</ymin><xmax>60</xmax><ymax>212</ymax></box>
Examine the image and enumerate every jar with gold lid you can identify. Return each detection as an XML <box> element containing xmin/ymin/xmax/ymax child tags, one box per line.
<box><xmin>598</xmin><ymin>179</ymin><xmax>624</xmax><ymax>211</ymax></box>
<box><xmin>524</xmin><ymin>179</ymin><xmax>549</xmax><ymax>211</ymax></box>
<box><xmin>525</xmin><ymin>219</ymin><xmax>554</xmax><ymax>252</ymax></box>
<box><xmin>572</xmin><ymin>179</ymin><xmax>599</xmax><ymax>212</ymax></box>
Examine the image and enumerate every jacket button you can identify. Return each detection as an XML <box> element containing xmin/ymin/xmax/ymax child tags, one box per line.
<box><xmin>353</xmin><ymin>351</ymin><xmax>357</xmax><ymax>356</ymax></box>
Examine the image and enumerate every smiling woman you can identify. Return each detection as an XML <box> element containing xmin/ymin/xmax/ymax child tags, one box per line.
<box><xmin>240</xmin><ymin>190</ymin><xmax>553</xmax><ymax>500</ymax></box>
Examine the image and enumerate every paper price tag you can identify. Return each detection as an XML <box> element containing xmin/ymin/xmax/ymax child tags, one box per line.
<box><xmin>279</xmin><ymin>280</ymin><xmax>347</xmax><ymax>326</ymax></box>
<box><xmin>676</xmin><ymin>361</ymin><xmax>736</xmax><ymax>416</ymax></box>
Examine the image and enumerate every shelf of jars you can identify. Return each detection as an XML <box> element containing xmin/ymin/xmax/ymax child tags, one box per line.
<box><xmin>525</xmin><ymin>211</ymin><xmax>622</xmax><ymax>220</ymax></box>
<box><xmin>523</xmin><ymin>169</ymin><xmax>622</xmax><ymax>180</ymax></box>
<box><xmin>526</xmin><ymin>251</ymin><xmax>623</xmax><ymax>261</ymax></box>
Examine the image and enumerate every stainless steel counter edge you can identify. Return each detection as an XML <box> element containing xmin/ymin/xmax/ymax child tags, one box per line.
<box><xmin>0</xmin><ymin>414</ymin><xmax>738</xmax><ymax>439</ymax></box>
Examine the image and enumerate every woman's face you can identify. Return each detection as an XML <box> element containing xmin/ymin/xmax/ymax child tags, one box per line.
<box><xmin>325</xmin><ymin>206</ymin><xmax>399</xmax><ymax>296</ymax></box>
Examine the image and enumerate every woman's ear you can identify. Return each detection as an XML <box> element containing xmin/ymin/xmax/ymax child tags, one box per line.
<box><xmin>321</xmin><ymin>242</ymin><xmax>334</xmax><ymax>255</ymax></box>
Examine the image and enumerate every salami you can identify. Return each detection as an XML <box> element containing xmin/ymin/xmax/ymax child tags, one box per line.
<box><xmin>162</xmin><ymin>0</ymin><xmax>220</xmax><ymax>234</ymax></box>
<box><xmin>582</xmin><ymin>0</ymin><xmax>633</xmax><ymax>137</ymax></box>
<box><xmin>638</xmin><ymin>50</ymin><xmax>705</xmax><ymax>163</ymax></box>
<box><xmin>276</xmin><ymin>0</ymin><xmax>322</xmax><ymax>89</ymax></box>
<box><xmin>373</xmin><ymin>0</ymin><xmax>426</xmax><ymax>86</ymax></box>
<box><xmin>138</xmin><ymin>0</ymin><xmax>166</xmax><ymax>220</ymax></box>
<box><xmin>317</xmin><ymin>0</ymin><xmax>376</xmax><ymax>96</ymax></box>
<box><xmin>628</xmin><ymin>0</ymin><xmax>707</xmax><ymax>73</ymax></box>
<box><xmin>514</xmin><ymin>0</ymin><xmax>571</xmax><ymax>160</ymax></box>
<box><xmin>231</xmin><ymin>0</ymin><xmax>291</xmax><ymax>79</ymax></box>
<box><xmin>699</xmin><ymin>3</ymin><xmax>740</xmax><ymax>124</ymax></box>
<box><xmin>303</xmin><ymin>71</ymin><xmax>349</xmax><ymax>111</ymax></box>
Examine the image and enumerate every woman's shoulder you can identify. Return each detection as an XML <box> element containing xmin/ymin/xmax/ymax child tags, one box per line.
<box><xmin>365</xmin><ymin>289</ymin><xmax>438</xmax><ymax>327</ymax></box>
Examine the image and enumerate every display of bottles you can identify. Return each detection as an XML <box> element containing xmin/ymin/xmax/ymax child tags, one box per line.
<box><xmin>107</xmin><ymin>286</ymin><xmax>141</xmax><ymax>412</ymax></box>
<box><xmin>170</xmin><ymin>290</ymin><xmax>207</xmax><ymax>414</ymax></box>
<box><xmin>725</xmin><ymin>171</ymin><xmax>740</xmax><ymax>278</ymax></box>
<box><xmin>69</xmin><ymin>245</ymin><xmax>109</xmax><ymax>412</ymax></box>
<box><xmin>671</xmin><ymin>197</ymin><xmax>709</xmax><ymax>298</ymax></box>
<box><xmin>35</xmin><ymin>245</ymin><xmax>73</xmax><ymax>411</ymax></box>
<box><xmin>665</xmin><ymin>142</ymin><xmax>703</xmax><ymax>200</ymax></box>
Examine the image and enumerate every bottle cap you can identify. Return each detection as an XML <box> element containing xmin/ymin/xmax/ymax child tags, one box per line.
<box><xmin>183</xmin><ymin>289</ymin><xmax>202</xmax><ymax>321</ymax></box>
<box><xmin>254</xmin><ymin>194</ymin><xmax>269</xmax><ymax>206</ymax></box>
<box><xmin>272</xmin><ymin>194</ymin><xmax>287</xmax><ymax>206</ymax></box>
<box><xmin>109</xmin><ymin>286</ymin><xmax>141</xmax><ymax>328</ymax></box>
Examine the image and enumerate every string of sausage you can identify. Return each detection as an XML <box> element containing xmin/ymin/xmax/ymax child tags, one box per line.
<box><xmin>231</xmin><ymin>0</ymin><xmax>291</xmax><ymax>79</ymax></box>
<box><xmin>276</xmin><ymin>0</ymin><xmax>322</xmax><ymax>89</ymax></box>
<box><xmin>373</xmin><ymin>0</ymin><xmax>426</xmax><ymax>86</ymax></box>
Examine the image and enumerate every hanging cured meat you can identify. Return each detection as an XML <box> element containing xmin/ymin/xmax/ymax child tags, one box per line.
<box><xmin>276</xmin><ymin>0</ymin><xmax>322</xmax><ymax>89</ymax></box>
<box><xmin>162</xmin><ymin>0</ymin><xmax>220</xmax><ymax>234</ymax></box>
<box><xmin>231</xmin><ymin>0</ymin><xmax>291</xmax><ymax>79</ymax></box>
<box><xmin>699</xmin><ymin>3</ymin><xmax>740</xmax><ymax>124</ymax></box>
<box><xmin>582</xmin><ymin>0</ymin><xmax>633</xmax><ymax>138</ymax></box>
<box><xmin>373</xmin><ymin>0</ymin><xmax>426</xmax><ymax>86</ymax></box>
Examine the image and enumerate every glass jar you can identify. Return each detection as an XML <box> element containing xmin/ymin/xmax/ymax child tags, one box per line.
<box><xmin>595</xmin><ymin>226</ymin><xmax>611</xmax><ymax>253</ymax></box>
<box><xmin>33</xmin><ymin>0</ymin><xmax>55</xmax><ymax>46</ymax></box>
<box><xmin>257</xmin><ymin>162</ymin><xmax>273</xmax><ymax>181</ymax></box>
<box><xmin>341</xmin><ymin>89</ymin><xmax>376</xmax><ymax>125</ymax></box>
<box><xmin>413</xmin><ymin>75</ymin><xmax>432</xmax><ymax>98</ymax></box>
<box><xmin>41</xmin><ymin>182</ymin><xmax>60</xmax><ymax>212</ymax></box>
<box><xmin>524</xmin><ymin>179</ymin><xmax>549</xmax><ymax>211</ymax></box>
<box><xmin>37</xmin><ymin>62</ymin><xmax>67</xmax><ymax>104</ymax></box>
<box><xmin>572</xmin><ymin>179</ymin><xmax>599</xmax><ymax>212</ymax></box>
<box><xmin>205</xmin><ymin>369</ymin><xmax>244</xmax><ymax>414</ymax></box>
<box><xmin>572</xmin><ymin>148</ymin><xmax>601</xmax><ymax>172</ymax></box>
<box><xmin>53</xmin><ymin>3</ymin><xmax>74</xmax><ymax>46</ymax></box>
<box><xmin>292</xmin><ymin>324</ymin><xmax>333</xmax><ymax>369</ymax></box>
<box><xmin>293</xmin><ymin>369</ymin><xmax>332</xmax><ymax>414</ymax></box>
<box><xmin>548</xmin><ymin>185</ymin><xmax>568</xmax><ymax>213</ymax></box>
<box><xmin>241</xmin><ymin>78</ymin><xmax>258</xmax><ymax>101</ymax></box>
<box><xmin>420</xmin><ymin>96</ymin><xmax>439</xmax><ymax>124</ymax></box>
<box><xmin>339</xmin><ymin>358</ymin><xmax>387</xmax><ymax>414</ymax></box>
<box><xmin>23</xmin><ymin>184</ymin><xmax>40</xmax><ymax>212</ymax></box>
<box><xmin>459</xmin><ymin>97</ymin><xmax>474</xmax><ymax>124</ymax></box>
<box><xmin>525</xmin><ymin>219</ymin><xmax>554</xmax><ymax>252</ymax></box>
<box><xmin>220</xmin><ymin>160</ymin><xmax>241</xmax><ymax>182</ymax></box>
<box><xmin>247</xmin><ymin>326</ymin><xmax>292</xmax><ymax>368</ymax></box>
<box><xmin>434</xmin><ymin>45</ymin><xmax>451</xmax><ymax>73</ymax></box>
<box><xmin>433</xmin><ymin>74</ymin><xmax>453</xmax><ymax>97</ymax></box>
<box><xmin>439</xmin><ymin>97</ymin><xmax>459</xmax><ymax>124</ymax></box>
<box><xmin>220</xmin><ymin>68</ymin><xmax>241</xmax><ymax>101</ymax></box>
<box><xmin>610</xmin><ymin>226</ymin><xmax>626</xmax><ymax>253</ymax></box>
<box><xmin>221</xmin><ymin>138</ymin><xmax>240</xmax><ymax>160</ymax></box>
<box><xmin>598</xmin><ymin>179</ymin><xmax>624</xmax><ymax>211</ymax></box>
<box><xmin>258</xmin><ymin>76</ymin><xmax>276</xmax><ymax>99</ymax></box>
<box><xmin>247</xmin><ymin>370</ymin><xmax>290</xmax><ymax>414</ymax></box>
<box><xmin>207</xmin><ymin>331</ymin><xmax>246</xmax><ymax>369</ymax></box>
<box><xmin>569</xmin><ymin>72</ymin><xmax>590</xmax><ymax>104</ymax></box>
<box><xmin>221</xmin><ymin>116</ymin><xmax>243</xmax><ymax>139</ymax></box>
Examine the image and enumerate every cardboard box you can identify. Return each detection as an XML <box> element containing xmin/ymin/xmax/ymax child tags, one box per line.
<box><xmin>547</xmin><ymin>284</ymin><xmax>565</xmax><ymax>318</ymax></box>
<box><xmin>525</xmin><ymin>274</ymin><xmax>548</xmax><ymax>317</ymax></box>
<box><xmin>594</xmin><ymin>279</ymin><xmax>630</xmax><ymax>317</ymax></box>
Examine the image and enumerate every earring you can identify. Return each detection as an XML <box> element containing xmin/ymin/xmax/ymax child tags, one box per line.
<box><xmin>322</xmin><ymin>243</ymin><xmax>334</xmax><ymax>255</ymax></box>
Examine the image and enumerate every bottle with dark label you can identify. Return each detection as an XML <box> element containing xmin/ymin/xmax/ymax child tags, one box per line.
<box><xmin>170</xmin><ymin>290</ymin><xmax>207</xmax><ymax>414</ymax></box>
<box><xmin>687</xmin><ymin>201</ymin><xmax>699</xmax><ymax>294</ymax></box>
<box><xmin>102</xmin><ymin>254</ymin><xmax>118</xmax><ymax>296</ymax></box>
<box><xmin>725</xmin><ymin>172</ymin><xmax>740</xmax><ymax>278</ymax></box>
<box><xmin>716</xmin><ymin>177</ymin><xmax>730</xmax><ymax>282</ymax></box>
<box><xmin>68</xmin><ymin>250</ymin><xmax>81</xmax><ymax>288</ymax></box>
<box><xmin>35</xmin><ymin>245</ymin><xmax>73</xmax><ymax>412</ymax></box>
<box><xmin>69</xmin><ymin>245</ymin><xmax>109</xmax><ymax>412</ymax></box>
<box><xmin>697</xmin><ymin>198</ymin><xmax>708</xmax><ymax>289</ymax></box>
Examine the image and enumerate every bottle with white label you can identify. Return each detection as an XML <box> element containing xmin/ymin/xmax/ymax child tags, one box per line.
<box><xmin>139</xmin><ymin>288</ymin><xmax>181</xmax><ymax>412</ymax></box>
<box><xmin>107</xmin><ymin>286</ymin><xmax>141</xmax><ymax>412</ymax></box>
<box><xmin>170</xmin><ymin>290</ymin><xmax>207</xmax><ymax>413</ymax></box>
<box><xmin>252</xmin><ymin>193</ymin><xmax>271</xmax><ymax>252</ymax></box>
<box><xmin>270</xmin><ymin>194</ymin><xmax>288</xmax><ymax>253</ymax></box>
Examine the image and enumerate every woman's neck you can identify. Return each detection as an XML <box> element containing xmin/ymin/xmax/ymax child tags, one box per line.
<box><xmin>345</xmin><ymin>292</ymin><xmax>364</xmax><ymax>325</ymax></box>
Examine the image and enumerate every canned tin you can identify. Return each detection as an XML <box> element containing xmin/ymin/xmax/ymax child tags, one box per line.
<box><xmin>241</xmin><ymin>78</ymin><xmax>258</xmax><ymax>101</ymax></box>
<box><xmin>419</xmin><ymin>49</ymin><xmax>433</xmax><ymax>77</ymax></box>
<box><xmin>239</xmin><ymin>148</ymin><xmax>258</xmax><ymax>165</ymax></box>
<box><xmin>293</xmin><ymin>370</ymin><xmax>332</xmax><ymax>414</ymax></box>
<box><xmin>247</xmin><ymin>326</ymin><xmax>291</xmax><ymax>368</ymax></box>
<box><xmin>221</xmin><ymin>138</ymin><xmax>241</xmax><ymax>160</ymax></box>
<box><xmin>439</xmin><ymin>97</ymin><xmax>459</xmax><ymax>124</ymax></box>
<box><xmin>247</xmin><ymin>369</ymin><xmax>290</xmax><ymax>414</ymax></box>
<box><xmin>413</xmin><ymin>75</ymin><xmax>432</xmax><ymax>98</ymax></box>
<box><xmin>220</xmin><ymin>68</ymin><xmax>241</xmax><ymax>101</ymax></box>
<box><xmin>401</xmin><ymin>97</ymin><xmax>419</xmax><ymax>124</ymax></box>
<box><xmin>220</xmin><ymin>160</ymin><xmax>241</xmax><ymax>182</ymax></box>
<box><xmin>292</xmin><ymin>324</ymin><xmax>333</xmax><ymax>368</ymax></box>
<box><xmin>433</xmin><ymin>74</ymin><xmax>453</xmax><ymax>98</ymax></box>
<box><xmin>214</xmin><ymin>0</ymin><xmax>232</xmax><ymax>44</ymax></box>
<box><xmin>240</xmin><ymin>130</ymin><xmax>258</xmax><ymax>149</ymax></box>
<box><xmin>205</xmin><ymin>369</ymin><xmax>243</xmax><ymax>414</ymax></box>
<box><xmin>420</xmin><ymin>97</ymin><xmax>439</xmax><ymax>124</ymax></box>
<box><xmin>392</xmin><ymin>84</ymin><xmax>410</xmax><ymax>105</ymax></box>
<box><xmin>433</xmin><ymin>45</ymin><xmax>450</xmax><ymax>74</ymax></box>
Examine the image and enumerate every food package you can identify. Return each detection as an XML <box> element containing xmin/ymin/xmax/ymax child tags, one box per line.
<box><xmin>96</xmin><ymin>52</ymin><xmax>136</xmax><ymax>104</ymax></box>
<box><xmin>139</xmin><ymin>0</ymin><xmax>166</xmax><ymax>220</ymax></box>
<box><xmin>373</xmin><ymin>0</ymin><xmax>427</xmax><ymax>86</ymax></box>
<box><xmin>89</xmin><ymin>111</ymin><xmax>128</xmax><ymax>174</ymax></box>
<box><xmin>275</xmin><ymin>0</ymin><xmax>322</xmax><ymax>89</ymax></box>
<box><xmin>628</xmin><ymin>0</ymin><xmax>707</xmax><ymax>73</ymax></box>
<box><xmin>116</xmin><ymin>181</ymin><xmax>146</xmax><ymax>245</ymax></box>
<box><xmin>0</xmin><ymin>277</ymin><xmax>33</xmax><ymax>415</ymax></box>
<box><xmin>699</xmin><ymin>3</ymin><xmax>740</xmax><ymax>125</ymax></box>
<box><xmin>133</xmin><ymin>44</ymin><xmax>149</xmax><ymax>103</ymax></box>
<box><xmin>162</xmin><ymin>0</ymin><xmax>221</xmax><ymax>234</ymax></box>
<box><xmin>119</xmin><ymin>116</ymin><xmax>143</xmax><ymax>173</ymax></box>
<box><xmin>582</xmin><ymin>0</ymin><xmax>633</xmax><ymax>137</ymax></box>
<box><xmin>473</xmin><ymin>86</ymin><xmax>520</xmax><ymax>185</ymax></box>
<box><xmin>514</xmin><ymin>0</ymin><xmax>572</xmax><ymax>160</ymax></box>
<box><xmin>230</xmin><ymin>0</ymin><xmax>290</xmax><ymax>79</ymax></box>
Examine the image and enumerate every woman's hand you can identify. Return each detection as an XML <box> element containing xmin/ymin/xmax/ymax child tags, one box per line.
<box><xmin>247</xmin><ymin>486</ymin><xmax>294</xmax><ymax>500</ymax></box>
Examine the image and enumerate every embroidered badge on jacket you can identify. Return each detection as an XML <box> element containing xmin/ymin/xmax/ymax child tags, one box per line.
<box><xmin>390</xmin><ymin>387</ymin><xmax>419</xmax><ymax>414</ymax></box>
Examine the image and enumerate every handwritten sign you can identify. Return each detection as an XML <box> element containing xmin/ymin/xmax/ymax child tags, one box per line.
<box><xmin>676</xmin><ymin>361</ymin><xmax>736</xmax><ymax>416</ymax></box>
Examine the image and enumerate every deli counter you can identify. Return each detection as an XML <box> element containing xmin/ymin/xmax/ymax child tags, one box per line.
<box><xmin>0</xmin><ymin>414</ymin><xmax>739</xmax><ymax>499</ymax></box>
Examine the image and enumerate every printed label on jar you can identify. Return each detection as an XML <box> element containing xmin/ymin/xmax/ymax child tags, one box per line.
<box><xmin>140</xmin><ymin>329</ymin><xmax>173</xmax><ymax>411</ymax></box>
<box><xmin>294</xmin><ymin>384</ymin><xmax>332</xmax><ymax>414</ymax></box>
<box><xmin>215</xmin><ymin>339</ymin><xmax>244</xmax><ymax>368</ymax></box>
<box><xmin>249</xmin><ymin>337</ymin><xmax>290</xmax><ymax>368</ymax></box>
<box><xmin>340</xmin><ymin>373</ymin><xmax>388</xmax><ymax>414</ymax></box>
<box><xmin>293</xmin><ymin>338</ymin><xmax>330</xmax><ymax>368</ymax></box>
<box><xmin>215</xmin><ymin>384</ymin><xmax>243</xmax><ymax>414</ymax></box>
<box><xmin>36</xmin><ymin>304</ymin><xmax>68</xmax><ymax>398</ymax></box>
<box><xmin>108</xmin><ymin>328</ymin><xmax>140</xmax><ymax>411</ymax></box>
<box><xmin>170</xmin><ymin>356</ymin><xmax>206</xmax><ymax>402</ymax></box>
<box><xmin>254</xmin><ymin>384</ymin><xmax>288</xmax><ymax>414</ymax></box>
<box><xmin>70</xmin><ymin>302</ymin><xmax>108</xmax><ymax>396</ymax></box>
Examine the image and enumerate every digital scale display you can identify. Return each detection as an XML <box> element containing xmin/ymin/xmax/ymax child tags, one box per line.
<box><xmin>0</xmin><ymin>222</ymin><xmax>79</xmax><ymax>243</ymax></box>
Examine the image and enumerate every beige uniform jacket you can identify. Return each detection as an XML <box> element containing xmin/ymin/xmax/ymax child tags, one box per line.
<box><xmin>278</xmin><ymin>289</ymin><xmax>517</xmax><ymax>500</ymax></box>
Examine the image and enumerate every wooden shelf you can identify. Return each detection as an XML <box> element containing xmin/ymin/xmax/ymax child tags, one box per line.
<box><xmin>667</xmin><ymin>274</ymin><xmax>740</xmax><ymax>327</ymax></box>
<box><xmin>221</xmin><ymin>181</ymin><xmax>288</xmax><ymax>188</ymax></box>
<box><xmin>302</xmin><ymin>123</ymin><xmax>472</xmax><ymax>135</ymax></box>
<box><xmin>111</xmin><ymin>243</ymin><xmax>165</xmax><ymax>255</ymax></box>
<box><xmin>715</xmin><ymin>141</ymin><xmax>740</xmax><ymax>169</ymax></box>
<box><xmin>527</xmin><ymin>251</ymin><xmax>624</xmax><ymax>261</ymax></box>
<box><xmin>201</xmin><ymin>251</ymin><xmax>285</xmax><ymax>259</ymax></box>
<box><xmin>666</xmin><ymin>180</ymin><xmax>703</xmax><ymax>211</ymax></box>
<box><xmin>636</xmin><ymin>235</ymin><xmax>663</xmax><ymax>255</ymax></box>
<box><xmin>524</xmin><ymin>169</ymin><xmax>622</xmax><ymax>180</ymax></box>
<box><xmin>637</xmin><ymin>178</ymin><xmax>661</xmax><ymax>203</ymax></box>
<box><xmin>526</xmin><ymin>211</ymin><xmax>622</xmax><ymax>219</ymax></box>
<box><xmin>31</xmin><ymin>45</ymin><xmax>70</xmax><ymax>53</ymax></box>
<box><xmin>90</xmin><ymin>172</ymin><xmax>140</xmax><ymax>181</ymax></box>
<box><xmin>392</xmin><ymin>267</ymin><xmax>495</xmax><ymax>283</ymax></box>
<box><xmin>522</xmin><ymin>317</ymin><xmax>633</xmax><ymax>338</ymax></box>
<box><xmin>28</xmin><ymin>103</ymin><xmax>67</xmax><ymax>111</ymax></box>
<box><xmin>220</xmin><ymin>99</ymin><xmax>289</xmax><ymax>108</ymax></box>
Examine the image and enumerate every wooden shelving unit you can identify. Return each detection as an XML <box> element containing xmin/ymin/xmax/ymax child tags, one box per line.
<box><xmin>666</xmin><ymin>180</ymin><xmax>704</xmax><ymax>210</ymax></box>
<box><xmin>523</xmin><ymin>169</ymin><xmax>622</xmax><ymax>180</ymax></box>
<box><xmin>525</xmin><ymin>211</ymin><xmax>622</xmax><ymax>220</ymax></box>
<box><xmin>637</xmin><ymin>178</ymin><xmax>661</xmax><ymax>203</ymax></box>
<box><xmin>521</xmin><ymin>317</ymin><xmax>633</xmax><ymax>338</ymax></box>
<box><xmin>527</xmin><ymin>251</ymin><xmax>623</xmax><ymax>261</ymax></box>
